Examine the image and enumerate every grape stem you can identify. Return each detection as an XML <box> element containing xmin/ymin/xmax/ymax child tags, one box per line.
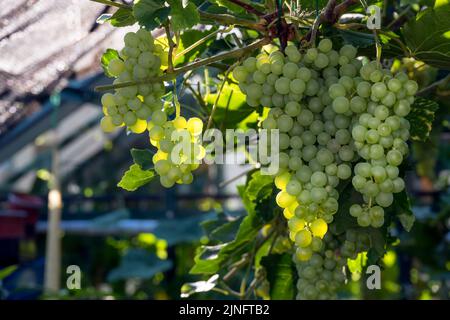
<box><xmin>94</xmin><ymin>38</ymin><xmax>270</xmax><ymax>92</ymax></box>
<box><xmin>175</xmin><ymin>25</ymin><xmax>235</xmax><ymax>59</ymax></box>
<box><xmin>164</xmin><ymin>23</ymin><xmax>176</xmax><ymax>73</ymax></box>
<box><xmin>303</xmin><ymin>0</ymin><xmax>358</xmax><ymax>43</ymax></box>
<box><xmin>206</xmin><ymin>61</ymin><xmax>240</xmax><ymax>130</ymax></box>
<box><xmin>89</xmin><ymin>0</ymin><xmax>130</xmax><ymax>9</ymax></box>
<box><xmin>199</xmin><ymin>11</ymin><xmax>265</xmax><ymax>31</ymax></box>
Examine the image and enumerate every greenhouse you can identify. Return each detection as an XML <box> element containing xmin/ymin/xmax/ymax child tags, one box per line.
<box><xmin>0</xmin><ymin>0</ymin><xmax>449</xmax><ymax>305</ymax></box>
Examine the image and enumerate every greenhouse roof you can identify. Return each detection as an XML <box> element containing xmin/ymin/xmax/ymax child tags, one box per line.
<box><xmin>0</xmin><ymin>0</ymin><xmax>133</xmax><ymax>136</ymax></box>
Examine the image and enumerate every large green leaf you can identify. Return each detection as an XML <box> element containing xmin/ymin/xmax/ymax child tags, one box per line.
<box><xmin>133</xmin><ymin>0</ymin><xmax>170</xmax><ymax>30</ymax></box>
<box><xmin>407</xmin><ymin>97</ymin><xmax>439</xmax><ymax>141</ymax></box>
<box><xmin>117</xmin><ymin>164</ymin><xmax>155</xmax><ymax>191</ymax></box>
<box><xmin>402</xmin><ymin>0</ymin><xmax>450</xmax><ymax>69</ymax></box>
<box><xmin>101</xmin><ymin>49</ymin><xmax>120</xmax><ymax>78</ymax></box>
<box><xmin>167</xmin><ymin>0</ymin><xmax>200</xmax><ymax>31</ymax></box>
<box><xmin>261</xmin><ymin>253</ymin><xmax>296</xmax><ymax>300</ymax></box>
<box><xmin>190</xmin><ymin>171</ymin><xmax>277</xmax><ymax>274</ymax></box>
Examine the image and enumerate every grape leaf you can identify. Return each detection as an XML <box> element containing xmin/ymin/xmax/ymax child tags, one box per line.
<box><xmin>167</xmin><ymin>0</ymin><xmax>200</xmax><ymax>31</ymax></box>
<box><xmin>205</xmin><ymin>81</ymin><xmax>256</xmax><ymax>129</ymax></box>
<box><xmin>347</xmin><ymin>252</ymin><xmax>368</xmax><ymax>274</ymax></box>
<box><xmin>117</xmin><ymin>164</ymin><xmax>155</xmax><ymax>191</ymax></box>
<box><xmin>130</xmin><ymin>148</ymin><xmax>154</xmax><ymax>170</ymax></box>
<box><xmin>392</xmin><ymin>191</ymin><xmax>415</xmax><ymax>232</ymax></box>
<box><xmin>133</xmin><ymin>0</ymin><xmax>170</xmax><ymax>30</ymax></box>
<box><xmin>190</xmin><ymin>171</ymin><xmax>277</xmax><ymax>274</ymax></box>
<box><xmin>109</xmin><ymin>7</ymin><xmax>136</xmax><ymax>27</ymax></box>
<box><xmin>207</xmin><ymin>215</ymin><xmax>245</xmax><ymax>243</ymax></box>
<box><xmin>101</xmin><ymin>49</ymin><xmax>120</xmax><ymax>78</ymax></box>
<box><xmin>402</xmin><ymin>0</ymin><xmax>450</xmax><ymax>69</ymax></box>
<box><xmin>407</xmin><ymin>97</ymin><xmax>439</xmax><ymax>141</ymax></box>
<box><xmin>261</xmin><ymin>253</ymin><xmax>296</xmax><ymax>300</ymax></box>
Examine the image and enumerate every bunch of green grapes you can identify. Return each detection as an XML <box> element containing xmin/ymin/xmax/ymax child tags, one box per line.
<box><xmin>234</xmin><ymin>39</ymin><xmax>359</xmax><ymax>262</ymax></box>
<box><xmin>349</xmin><ymin>62</ymin><xmax>417</xmax><ymax>228</ymax></box>
<box><xmin>149</xmin><ymin>113</ymin><xmax>205</xmax><ymax>187</ymax></box>
<box><xmin>233</xmin><ymin>38</ymin><xmax>418</xmax><ymax>263</ymax></box>
<box><xmin>100</xmin><ymin>29</ymin><xmax>166</xmax><ymax>133</ymax></box>
<box><xmin>295</xmin><ymin>233</ymin><xmax>346</xmax><ymax>300</ymax></box>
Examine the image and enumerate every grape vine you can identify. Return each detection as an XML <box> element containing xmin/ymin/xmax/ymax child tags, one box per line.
<box><xmin>93</xmin><ymin>0</ymin><xmax>446</xmax><ymax>300</ymax></box>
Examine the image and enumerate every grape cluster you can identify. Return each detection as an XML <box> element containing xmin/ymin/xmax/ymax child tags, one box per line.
<box><xmin>100</xmin><ymin>29</ymin><xmax>166</xmax><ymax>133</ymax></box>
<box><xmin>234</xmin><ymin>39</ymin><xmax>362</xmax><ymax>261</ymax></box>
<box><xmin>150</xmin><ymin>114</ymin><xmax>205</xmax><ymax>187</ymax></box>
<box><xmin>295</xmin><ymin>233</ymin><xmax>346</xmax><ymax>300</ymax></box>
<box><xmin>348</xmin><ymin>62</ymin><xmax>416</xmax><ymax>227</ymax></box>
<box><xmin>233</xmin><ymin>38</ymin><xmax>417</xmax><ymax>253</ymax></box>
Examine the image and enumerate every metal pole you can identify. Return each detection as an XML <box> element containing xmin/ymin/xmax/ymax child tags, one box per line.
<box><xmin>44</xmin><ymin>96</ymin><xmax>62</xmax><ymax>294</ymax></box>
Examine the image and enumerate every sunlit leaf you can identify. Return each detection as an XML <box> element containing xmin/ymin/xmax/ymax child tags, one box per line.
<box><xmin>101</xmin><ymin>49</ymin><xmax>120</xmax><ymax>78</ymax></box>
<box><xmin>205</xmin><ymin>81</ymin><xmax>256</xmax><ymax>129</ymax></box>
<box><xmin>117</xmin><ymin>164</ymin><xmax>155</xmax><ymax>191</ymax></box>
<box><xmin>347</xmin><ymin>252</ymin><xmax>368</xmax><ymax>274</ymax></box>
<box><xmin>180</xmin><ymin>274</ymin><xmax>219</xmax><ymax>298</ymax></box>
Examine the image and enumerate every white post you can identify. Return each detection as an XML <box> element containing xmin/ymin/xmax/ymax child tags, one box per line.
<box><xmin>44</xmin><ymin>130</ymin><xmax>62</xmax><ymax>293</ymax></box>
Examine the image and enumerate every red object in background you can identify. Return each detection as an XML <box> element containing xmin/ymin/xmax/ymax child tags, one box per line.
<box><xmin>0</xmin><ymin>210</ymin><xmax>27</xmax><ymax>238</ymax></box>
<box><xmin>7</xmin><ymin>193</ymin><xmax>44</xmax><ymax>225</ymax></box>
<box><xmin>4</xmin><ymin>193</ymin><xmax>44</xmax><ymax>238</ymax></box>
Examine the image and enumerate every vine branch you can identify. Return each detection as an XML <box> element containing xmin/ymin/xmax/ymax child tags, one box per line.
<box><xmin>95</xmin><ymin>38</ymin><xmax>270</xmax><ymax>92</ymax></box>
<box><xmin>199</xmin><ymin>11</ymin><xmax>265</xmax><ymax>31</ymax></box>
<box><xmin>304</xmin><ymin>0</ymin><xmax>358</xmax><ymax>42</ymax></box>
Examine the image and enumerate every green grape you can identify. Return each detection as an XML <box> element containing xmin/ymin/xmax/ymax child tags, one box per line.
<box><xmin>332</xmin><ymin>96</ymin><xmax>350</xmax><ymax>114</ymax></box>
<box><xmin>318</xmin><ymin>38</ymin><xmax>333</xmax><ymax>53</ymax></box>
<box><xmin>371</xmin><ymin>82</ymin><xmax>387</xmax><ymax>99</ymax></box>
<box><xmin>387</xmin><ymin>149</ymin><xmax>403</xmax><ymax>166</ymax></box>
<box><xmin>328</xmin><ymin>83</ymin><xmax>346</xmax><ymax>99</ymax></box>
